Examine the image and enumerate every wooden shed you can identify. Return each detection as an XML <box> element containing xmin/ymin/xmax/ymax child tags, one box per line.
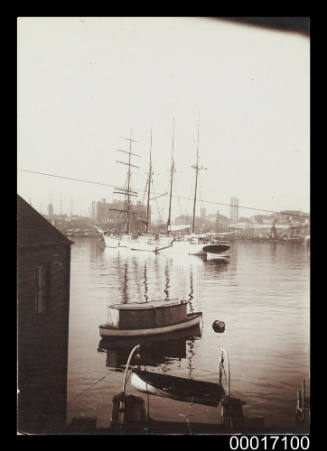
<box><xmin>17</xmin><ymin>195</ymin><xmax>72</xmax><ymax>434</ymax></box>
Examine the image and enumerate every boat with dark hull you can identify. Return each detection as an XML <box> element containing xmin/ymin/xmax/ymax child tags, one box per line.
<box><xmin>203</xmin><ymin>242</ymin><xmax>231</xmax><ymax>261</ymax></box>
<box><xmin>130</xmin><ymin>369</ymin><xmax>225</xmax><ymax>406</ymax></box>
<box><xmin>202</xmin><ymin>243</ymin><xmax>230</xmax><ymax>254</ymax></box>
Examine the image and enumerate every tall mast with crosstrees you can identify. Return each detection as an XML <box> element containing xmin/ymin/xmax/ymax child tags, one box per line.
<box><xmin>167</xmin><ymin>118</ymin><xmax>175</xmax><ymax>235</ymax></box>
<box><xmin>191</xmin><ymin>115</ymin><xmax>205</xmax><ymax>234</ymax></box>
<box><xmin>145</xmin><ymin>130</ymin><xmax>153</xmax><ymax>233</ymax></box>
<box><xmin>113</xmin><ymin>129</ymin><xmax>140</xmax><ymax>233</ymax></box>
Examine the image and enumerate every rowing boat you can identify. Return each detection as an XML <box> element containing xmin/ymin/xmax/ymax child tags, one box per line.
<box><xmin>131</xmin><ymin>369</ymin><xmax>225</xmax><ymax>406</ymax></box>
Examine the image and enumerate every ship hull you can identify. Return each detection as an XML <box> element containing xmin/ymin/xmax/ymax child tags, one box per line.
<box><xmin>99</xmin><ymin>312</ymin><xmax>202</xmax><ymax>337</ymax></box>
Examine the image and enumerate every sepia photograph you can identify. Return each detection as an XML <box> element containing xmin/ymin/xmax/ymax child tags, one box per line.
<box><xmin>17</xmin><ymin>16</ymin><xmax>310</xmax><ymax>437</ymax></box>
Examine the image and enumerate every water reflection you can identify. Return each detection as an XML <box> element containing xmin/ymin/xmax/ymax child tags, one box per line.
<box><xmin>121</xmin><ymin>263</ymin><xmax>129</xmax><ymax>304</ymax></box>
<box><xmin>186</xmin><ymin>339</ymin><xmax>195</xmax><ymax>379</ymax></box>
<box><xmin>97</xmin><ymin>326</ymin><xmax>202</xmax><ymax>370</ymax></box>
<box><xmin>143</xmin><ymin>262</ymin><xmax>149</xmax><ymax>303</ymax></box>
<box><xmin>67</xmin><ymin>238</ymin><xmax>310</xmax><ymax>433</ymax></box>
<box><xmin>188</xmin><ymin>270</ymin><xmax>194</xmax><ymax>313</ymax></box>
<box><xmin>164</xmin><ymin>261</ymin><xmax>170</xmax><ymax>301</ymax></box>
<box><xmin>203</xmin><ymin>257</ymin><xmax>230</xmax><ymax>277</ymax></box>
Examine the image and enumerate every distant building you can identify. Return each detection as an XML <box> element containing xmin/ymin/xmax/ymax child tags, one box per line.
<box><xmin>230</xmin><ymin>197</ymin><xmax>239</xmax><ymax>223</ymax></box>
<box><xmin>17</xmin><ymin>195</ymin><xmax>72</xmax><ymax>433</ymax></box>
<box><xmin>91</xmin><ymin>198</ymin><xmax>149</xmax><ymax>232</ymax></box>
<box><xmin>175</xmin><ymin>215</ymin><xmax>192</xmax><ymax>227</ymax></box>
<box><xmin>214</xmin><ymin>210</ymin><xmax>230</xmax><ymax>232</ymax></box>
<box><xmin>279</xmin><ymin>210</ymin><xmax>309</xmax><ymax>223</ymax></box>
<box><xmin>48</xmin><ymin>203</ymin><xmax>54</xmax><ymax>218</ymax></box>
<box><xmin>174</xmin><ymin>211</ymin><xmax>230</xmax><ymax>234</ymax></box>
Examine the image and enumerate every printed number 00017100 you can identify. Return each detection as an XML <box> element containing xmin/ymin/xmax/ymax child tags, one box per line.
<box><xmin>229</xmin><ymin>436</ymin><xmax>310</xmax><ymax>450</ymax></box>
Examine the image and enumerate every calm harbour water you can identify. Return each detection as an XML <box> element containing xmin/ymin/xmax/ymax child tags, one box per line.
<box><xmin>66</xmin><ymin>238</ymin><xmax>310</xmax><ymax>432</ymax></box>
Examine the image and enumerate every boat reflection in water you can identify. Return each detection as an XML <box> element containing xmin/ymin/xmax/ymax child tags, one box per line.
<box><xmin>97</xmin><ymin>325</ymin><xmax>202</xmax><ymax>370</ymax></box>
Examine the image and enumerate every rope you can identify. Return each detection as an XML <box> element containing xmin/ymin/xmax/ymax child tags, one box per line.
<box><xmin>67</xmin><ymin>375</ymin><xmax>107</xmax><ymax>404</ymax></box>
<box><xmin>18</xmin><ymin>168</ymin><xmax>309</xmax><ymax>218</ymax></box>
<box><xmin>144</xmin><ymin>367</ymin><xmax>150</xmax><ymax>425</ymax></box>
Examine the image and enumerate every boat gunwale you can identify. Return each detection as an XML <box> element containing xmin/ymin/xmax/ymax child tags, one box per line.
<box><xmin>99</xmin><ymin>312</ymin><xmax>202</xmax><ymax>337</ymax></box>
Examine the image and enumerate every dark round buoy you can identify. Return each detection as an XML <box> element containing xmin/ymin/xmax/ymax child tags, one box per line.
<box><xmin>212</xmin><ymin>320</ymin><xmax>225</xmax><ymax>333</ymax></box>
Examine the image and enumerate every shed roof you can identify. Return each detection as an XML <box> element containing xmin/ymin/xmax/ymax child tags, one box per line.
<box><xmin>17</xmin><ymin>195</ymin><xmax>72</xmax><ymax>249</ymax></box>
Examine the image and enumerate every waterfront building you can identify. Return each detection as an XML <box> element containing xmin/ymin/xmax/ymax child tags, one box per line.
<box><xmin>91</xmin><ymin>198</ymin><xmax>149</xmax><ymax>232</ymax></box>
<box><xmin>17</xmin><ymin>195</ymin><xmax>72</xmax><ymax>433</ymax></box>
<box><xmin>175</xmin><ymin>212</ymin><xmax>230</xmax><ymax>234</ymax></box>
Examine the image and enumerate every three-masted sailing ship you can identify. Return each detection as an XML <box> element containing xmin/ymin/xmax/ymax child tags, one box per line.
<box><xmin>98</xmin><ymin>120</ymin><xmax>230</xmax><ymax>258</ymax></box>
<box><xmin>99</xmin><ymin>129</ymin><xmax>174</xmax><ymax>252</ymax></box>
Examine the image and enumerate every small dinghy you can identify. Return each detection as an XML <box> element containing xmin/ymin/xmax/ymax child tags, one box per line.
<box><xmin>99</xmin><ymin>299</ymin><xmax>202</xmax><ymax>338</ymax></box>
<box><xmin>131</xmin><ymin>369</ymin><xmax>225</xmax><ymax>406</ymax></box>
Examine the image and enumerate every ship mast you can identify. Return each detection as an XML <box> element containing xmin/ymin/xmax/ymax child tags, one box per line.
<box><xmin>114</xmin><ymin>129</ymin><xmax>140</xmax><ymax>234</ymax></box>
<box><xmin>167</xmin><ymin>118</ymin><xmax>175</xmax><ymax>235</ymax></box>
<box><xmin>191</xmin><ymin>116</ymin><xmax>205</xmax><ymax>234</ymax></box>
<box><xmin>126</xmin><ymin>129</ymin><xmax>132</xmax><ymax>233</ymax></box>
<box><xmin>145</xmin><ymin>130</ymin><xmax>153</xmax><ymax>233</ymax></box>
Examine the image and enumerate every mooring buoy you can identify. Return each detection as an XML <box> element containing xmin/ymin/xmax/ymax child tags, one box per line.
<box><xmin>212</xmin><ymin>320</ymin><xmax>225</xmax><ymax>333</ymax></box>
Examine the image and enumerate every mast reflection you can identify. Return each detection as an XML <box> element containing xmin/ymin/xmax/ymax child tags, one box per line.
<box><xmin>120</xmin><ymin>262</ymin><xmax>129</xmax><ymax>304</ymax></box>
<box><xmin>188</xmin><ymin>270</ymin><xmax>194</xmax><ymax>313</ymax></box>
<box><xmin>186</xmin><ymin>339</ymin><xmax>195</xmax><ymax>380</ymax></box>
<box><xmin>164</xmin><ymin>261</ymin><xmax>170</xmax><ymax>301</ymax></box>
<box><xmin>143</xmin><ymin>262</ymin><xmax>149</xmax><ymax>303</ymax></box>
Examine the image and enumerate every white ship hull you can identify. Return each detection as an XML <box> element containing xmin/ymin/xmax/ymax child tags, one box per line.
<box><xmin>158</xmin><ymin>240</ymin><xmax>206</xmax><ymax>256</ymax></box>
<box><xmin>103</xmin><ymin>233</ymin><xmax>174</xmax><ymax>253</ymax></box>
<box><xmin>130</xmin><ymin>235</ymin><xmax>174</xmax><ymax>252</ymax></box>
<box><xmin>103</xmin><ymin>234</ymin><xmax>131</xmax><ymax>248</ymax></box>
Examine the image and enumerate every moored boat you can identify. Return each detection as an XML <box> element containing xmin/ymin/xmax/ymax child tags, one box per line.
<box><xmin>202</xmin><ymin>243</ymin><xmax>230</xmax><ymax>254</ymax></box>
<box><xmin>130</xmin><ymin>369</ymin><xmax>225</xmax><ymax>406</ymax></box>
<box><xmin>158</xmin><ymin>117</ymin><xmax>231</xmax><ymax>260</ymax></box>
<box><xmin>160</xmin><ymin>236</ymin><xmax>231</xmax><ymax>257</ymax></box>
<box><xmin>99</xmin><ymin>299</ymin><xmax>202</xmax><ymax>338</ymax></box>
<box><xmin>97</xmin><ymin>130</ymin><xmax>174</xmax><ymax>252</ymax></box>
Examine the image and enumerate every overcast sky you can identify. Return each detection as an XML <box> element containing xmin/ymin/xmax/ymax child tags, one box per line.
<box><xmin>17</xmin><ymin>17</ymin><xmax>310</xmax><ymax>220</ymax></box>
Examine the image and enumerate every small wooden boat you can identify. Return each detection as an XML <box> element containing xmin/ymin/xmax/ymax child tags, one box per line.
<box><xmin>131</xmin><ymin>369</ymin><xmax>225</xmax><ymax>406</ymax></box>
<box><xmin>99</xmin><ymin>299</ymin><xmax>202</xmax><ymax>338</ymax></box>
